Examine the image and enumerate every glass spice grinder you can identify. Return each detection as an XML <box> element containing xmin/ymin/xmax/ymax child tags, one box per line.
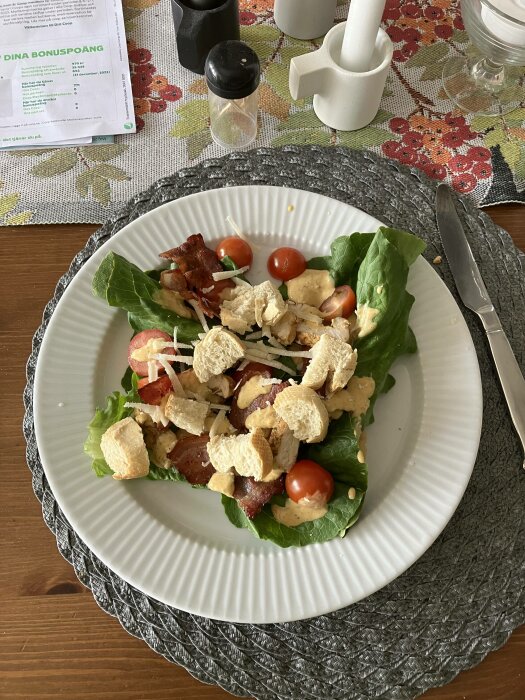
<box><xmin>205</xmin><ymin>40</ymin><xmax>260</xmax><ymax>149</ymax></box>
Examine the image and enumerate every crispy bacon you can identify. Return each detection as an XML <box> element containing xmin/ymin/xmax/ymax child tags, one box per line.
<box><xmin>138</xmin><ymin>374</ymin><xmax>173</xmax><ymax>405</ymax></box>
<box><xmin>233</xmin><ymin>475</ymin><xmax>285</xmax><ymax>519</ymax></box>
<box><xmin>167</xmin><ymin>435</ymin><xmax>214</xmax><ymax>485</ymax></box>
<box><xmin>160</xmin><ymin>268</ymin><xmax>188</xmax><ymax>293</ymax></box>
<box><xmin>160</xmin><ymin>233</ymin><xmax>234</xmax><ymax>317</ymax></box>
<box><xmin>229</xmin><ymin>380</ymin><xmax>289</xmax><ymax>432</ymax></box>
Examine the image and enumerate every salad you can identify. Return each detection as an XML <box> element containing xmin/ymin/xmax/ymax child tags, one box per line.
<box><xmin>85</xmin><ymin>222</ymin><xmax>425</xmax><ymax>548</ymax></box>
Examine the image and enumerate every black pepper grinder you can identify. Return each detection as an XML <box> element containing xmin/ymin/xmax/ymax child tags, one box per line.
<box><xmin>170</xmin><ymin>0</ymin><xmax>240</xmax><ymax>75</ymax></box>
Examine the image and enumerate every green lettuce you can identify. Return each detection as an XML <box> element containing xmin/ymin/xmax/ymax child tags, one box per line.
<box><xmin>84</xmin><ymin>375</ymin><xmax>186</xmax><ymax>482</ymax></box>
<box><xmin>92</xmin><ymin>251</ymin><xmax>201</xmax><ymax>343</ymax></box>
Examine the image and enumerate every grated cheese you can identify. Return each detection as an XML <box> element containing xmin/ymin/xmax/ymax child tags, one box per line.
<box><xmin>153</xmin><ymin>353</ymin><xmax>193</xmax><ymax>365</ymax></box>
<box><xmin>157</xmin><ymin>357</ymin><xmax>186</xmax><ymax>397</ymax></box>
<box><xmin>236</xmin><ymin>359</ymin><xmax>249</xmax><ymax>373</ymax></box>
<box><xmin>147</xmin><ymin>360</ymin><xmax>158</xmax><ymax>383</ymax></box>
<box><xmin>201</xmin><ymin>285</ymin><xmax>215</xmax><ymax>294</ymax></box>
<box><xmin>188</xmin><ymin>299</ymin><xmax>209</xmax><ymax>332</ymax></box>
<box><xmin>259</xmin><ymin>378</ymin><xmax>283</xmax><ymax>386</ymax></box>
<box><xmin>125</xmin><ymin>402</ymin><xmax>169</xmax><ymax>427</ymax></box>
<box><xmin>209</xmin><ymin>409</ymin><xmax>226</xmax><ymax>439</ymax></box>
<box><xmin>244</xmin><ymin>352</ymin><xmax>296</xmax><ymax>374</ymax></box>
<box><xmin>242</xmin><ymin>340</ymin><xmax>312</xmax><ymax>359</ymax></box>
<box><xmin>245</xmin><ymin>330</ymin><xmax>263</xmax><ymax>340</ymax></box>
<box><xmin>233</xmin><ymin>276</ymin><xmax>252</xmax><ymax>288</ymax></box>
<box><xmin>297</xmin><ymin>323</ymin><xmax>340</xmax><ymax>338</ymax></box>
<box><xmin>212</xmin><ymin>265</ymin><xmax>250</xmax><ymax>281</ymax></box>
<box><xmin>226</xmin><ymin>215</ymin><xmax>259</xmax><ymax>250</ymax></box>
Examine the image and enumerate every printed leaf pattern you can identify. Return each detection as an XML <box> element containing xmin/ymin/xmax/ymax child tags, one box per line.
<box><xmin>0</xmin><ymin>185</ymin><xmax>33</xmax><ymax>226</ymax></box>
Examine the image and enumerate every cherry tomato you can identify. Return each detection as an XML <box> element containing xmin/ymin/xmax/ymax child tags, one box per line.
<box><xmin>127</xmin><ymin>329</ymin><xmax>176</xmax><ymax>377</ymax></box>
<box><xmin>267</xmin><ymin>247</ymin><xmax>306</xmax><ymax>281</ymax></box>
<box><xmin>320</xmin><ymin>285</ymin><xmax>357</xmax><ymax>321</ymax></box>
<box><xmin>216</xmin><ymin>236</ymin><xmax>253</xmax><ymax>269</ymax></box>
<box><xmin>285</xmin><ymin>460</ymin><xmax>334</xmax><ymax>505</ymax></box>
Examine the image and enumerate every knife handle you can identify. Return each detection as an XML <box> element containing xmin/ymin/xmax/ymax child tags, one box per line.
<box><xmin>481</xmin><ymin>310</ymin><xmax>525</xmax><ymax>469</ymax></box>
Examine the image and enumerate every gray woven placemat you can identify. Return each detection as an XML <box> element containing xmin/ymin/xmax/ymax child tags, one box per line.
<box><xmin>23</xmin><ymin>146</ymin><xmax>525</xmax><ymax>700</ymax></box>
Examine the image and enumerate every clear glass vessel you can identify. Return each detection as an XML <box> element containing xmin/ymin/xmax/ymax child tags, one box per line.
<box><xmin>207</xmin><ymin>91</ymin><xmax>258</xmax><ymax>149</ymax></box>
<box><xmin>442</xmin><ymin>0</ymin><xmax>525</xmax><ymax>115</ymax></box>
<box><xmin>205</xmin><ymin>40</ymin><xmax>260</xmax><ymax>150</ymax></box>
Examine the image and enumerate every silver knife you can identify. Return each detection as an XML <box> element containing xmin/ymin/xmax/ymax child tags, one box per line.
<box><xmin>435</xmin><ymin>183</ymin><xmax>525</xmax><ymax>470</ymax></box>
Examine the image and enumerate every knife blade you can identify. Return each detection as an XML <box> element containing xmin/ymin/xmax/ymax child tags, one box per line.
<box><xmin>436</xmin><ymin>183</ymin><xmax>525</xmax><ymax>470</ymax></box>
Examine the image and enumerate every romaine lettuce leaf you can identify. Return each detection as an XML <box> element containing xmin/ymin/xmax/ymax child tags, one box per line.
<box><xmin>92</xmin><ymin>251</ymin><xmax>201</xmax><ymax>343</ymax></box>
<box><xmin>304</xmin><ymin>413</ymin><xmax>367</xmax><ymax>489</ymax></box>
<box><xmin>222</xmin><ymin>482</ymin><xmax>365</xmax><ymax>548</ymax></box>
<box><xmin>84</xmin><ymin>390</ymin><xmax>132</xmax><ymax>477</ymax></box>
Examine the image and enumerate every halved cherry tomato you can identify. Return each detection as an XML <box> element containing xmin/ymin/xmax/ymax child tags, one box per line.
<box><xmin>267</xmin><ymin>247</ymin><xmax>306</xmax><ymax>281</ymax></box>
<box><xmin>127</xmin><ymin>329</ymin><xmax>176</xmax><ymax>377</ymax></box>
<box><xmin>285</xmin><ymin>459</ymin><xmax>334</xmax><ymax>505</ymax></box>
<box><xmin>216</xmin><ymin>236</ymin><xmax>253</xmax><ymax>269</ymax></box>
<box><xmin>320</xmin><ymin>285</ymin><xmax>357</xmax><ymax>321</ymax></box>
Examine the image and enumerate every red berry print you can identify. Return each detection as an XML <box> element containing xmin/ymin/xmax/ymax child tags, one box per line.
<box><xmin>449</xmin><ymin>155</ymin><xmax>473</xmax><ymax>173</ymax></box>
<box><xmin>390</xmin><ymin>117</ymin><xmax>410</xmax><ymax>134</ymax></box>
<box><xmin>453</xmin><ymin>173</ymin><xmax>477</xmax><ymax>193</ymax></box>
<box><xmin>466</xmin><ymin>146</ymin><xmax>491</xmax><ymax>162</ymax></box>
<box><xmin>471</xmin><ymin>161</ymin><xmax>493</xmax><ymax>179</ymax></box>
<box><xmin>129</xmin><ymin>48</ymin><xmax>152</xmax><ymax>64</ymax></box>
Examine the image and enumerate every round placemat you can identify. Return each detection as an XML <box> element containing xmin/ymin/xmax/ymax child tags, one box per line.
<box><xmin>24</xmin><ymin>146</ymin><xmax>525</xmax><ymax>700</ymax></box>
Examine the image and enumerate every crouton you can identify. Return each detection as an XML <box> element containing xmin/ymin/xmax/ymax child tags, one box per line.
<box><xmin>164</xmin><ymin>394</ymin><xmax>208</xmax><ymax>435</ymax></box>
<box><xmin>193</xmin><ymin>326</ymin><xmax>245</xmax><ymax>382</ymax></box>
<box><xmin>273</xmin><ymin>385</ymin><xmax>329</xmax><ymax>443</ymax></box>
<box><xmin>295</xmin><ymin>316</ymin><xmax>351</xmax><ymax>347</ymax></box>
<box><xmin>271</xmin><ymin>308</ymin><xmax>297</xmax><ymax>345</ymax></box>
<box><xmin>204</xmin><ymin>411</ymin><xmax>236</xmax><ymax>437</ymax></box>
<box><xmin>207</xmin><ymin>430</ymin><xmax>274</xmax><ymax>481</ymax></box>
<box><xmin>151</xmin><ymin>429</ymin><xmax>178</xmax><ymax>469</ymax></box>
<box><xmin>207</xmin><ymin>471</ymin><xmax>235</xmax><ymax>497</ymax></box>
<box><xmin>268</xmin><ymin>418</ymin><xmax>300</xmax><ymax>471</ymax></box>
<box><xmin>178</xmin><ymin>369</ymin><xmax>217</xmax><ymax>402</ymax></box>
<box><xmin>100</xmin><ymin>417</ymin><xmax>149</xmax><ymax>480</ymax></box>
<box><xmin>285</xmin><ymin>269</ymin><xmax>335</xmax><ymax>307</ymax></box>
<box><xmin>301</xmin><ymin>334</ymin><xmax>358</xmax><ymax>394</ymax></box>
<box><xmin>220</xmin><ymin>285</ymin><xmax>256</xmax><ymax>334</ymax></box>
<box><xmin>253</xmin><ymin>280</ymin><xmax>287</xmax><ymax>326</ymax></box>
<box><xmin>324</xmin><ymin>375</ymin><xmax>376</xmax><ymax>417</ymax></box>
<box><xmin>208</xmin><ymin>374</ymin><xmax>235</xmax><ymax>399</ymax></box>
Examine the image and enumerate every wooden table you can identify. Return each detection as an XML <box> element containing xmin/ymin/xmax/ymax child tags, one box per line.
<box><xmin>2</xmin><ymin>207</ymin><xmax>524</xmax><ymax>700</ymax></box>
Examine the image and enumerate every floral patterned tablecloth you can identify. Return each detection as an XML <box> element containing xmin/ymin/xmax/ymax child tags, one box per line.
<box><xmin>0</xmin><ymin>0</ymin><xmax>523</xmax><ymax>225</ymax></box>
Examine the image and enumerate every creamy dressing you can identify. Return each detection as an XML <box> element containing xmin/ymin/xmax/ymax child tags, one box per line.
<box><xmin>153</xmin><ymin>288</ymin><xmax>192</xmax><ymax>318</ymax></box>
<box><xmin>286</xmin><ymin>269</ymin><xmax>335</xmax><ymax>308</ymax></box>
<box><xmin>356</xmin><ymin>303</ymin><xmax>380</xmax><ymax>338</ymax></box>
<box><xmin>376</xmin><ymin>285</ymin><xmax>384</xmax><ymax>294</ymax></box>
<box><xmin>245</xmin><ymin>404</ymin><xmax>277</xmax><ymax>429</ymax></box>
<box><xmin>271</xmin><ymin>496</ymin><xmax>328</xmax><ymax>527</ymax></box>
<box><xmin>237</xmin><ymin>374</ymin><xmax>272</xmax><ymax>409</ymax></box>
<box><xmin>324</xmin><ymin>375</ymin><xmax>375</xmax><ymax>417</ymax></box>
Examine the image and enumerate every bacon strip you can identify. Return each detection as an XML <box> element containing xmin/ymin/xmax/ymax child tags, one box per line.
<box><xmin>229</xmin><ymin>381</ymin><xmax>289</xmax><ymax>432</ymax></box>
<box><xmin>168</xmin><ymin>436</ymin><xmax>214</xmax><ymax>485</ymax></box>
<box><xmin>233</xmin><ymin>475</ymin><xmax>285</xmax><ymax>519</ymax></box>
<box><xmin>159</xmin><ymin>234</ymin><xmax>234</xmax><ymax>312</ymax></box>
<box><xmin>138</xmin><ymin>374</ymin><xmax>173</xmax><ymax>405</ymax></box>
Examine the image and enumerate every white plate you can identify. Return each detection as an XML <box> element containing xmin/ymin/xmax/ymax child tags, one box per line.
<box><xmin>33</xmin><ymin>185</ymin><xmax>482</xmax><ymax>624</ymax></box>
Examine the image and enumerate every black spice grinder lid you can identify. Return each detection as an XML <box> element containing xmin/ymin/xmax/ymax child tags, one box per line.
<box><xmin>205</xmin><ymin>40</ymin><xmax>260</xmax><ymax>99</ymax></box>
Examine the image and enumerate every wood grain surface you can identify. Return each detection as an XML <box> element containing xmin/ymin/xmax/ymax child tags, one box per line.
<box><xmin>1</xmin><ymin>205</ymin><xmax>524</xmax><ymax>700</ymax></box>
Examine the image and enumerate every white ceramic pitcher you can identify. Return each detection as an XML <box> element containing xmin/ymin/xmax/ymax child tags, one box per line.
<box><xmin>274</xmin><ymin>0</ymin><xmax>337</xmax><ymax>40</ymax></box>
